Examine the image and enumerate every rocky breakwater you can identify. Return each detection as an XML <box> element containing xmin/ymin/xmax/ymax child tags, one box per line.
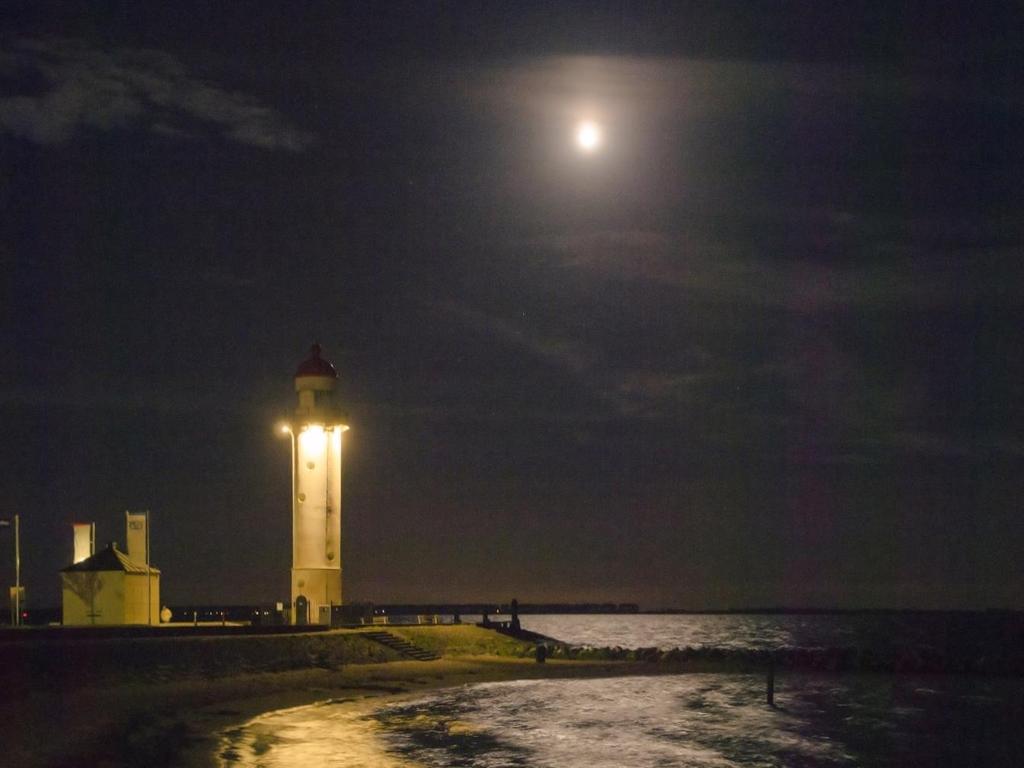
<box><xmin>541</xmin><ymin>642</ymin><xmax>1024</xmax><ymax>675</ymax></box>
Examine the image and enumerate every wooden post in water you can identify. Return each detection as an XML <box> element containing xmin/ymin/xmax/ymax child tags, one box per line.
<box><xmin>766</xmin><ymin>655</ymin><xmax>776</xmax><ymax>707</ymax></box>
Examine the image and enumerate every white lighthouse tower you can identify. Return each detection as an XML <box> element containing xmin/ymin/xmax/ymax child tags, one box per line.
<box><xmin>284</xmin><ymin>343</ymin><xmax>348</xmax><ymax>624</ymax></box>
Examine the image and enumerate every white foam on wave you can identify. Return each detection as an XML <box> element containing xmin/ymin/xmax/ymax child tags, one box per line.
<box><xmin>376</xmin><ymin>675</ymin><xmax>857</xmax><ymax>767</ymax></box>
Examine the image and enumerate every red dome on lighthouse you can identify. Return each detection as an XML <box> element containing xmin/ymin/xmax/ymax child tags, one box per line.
<box><xmin>295</xmin><ymin>343</ymin><xmax>337</xmax><ymax>379</ymax></box>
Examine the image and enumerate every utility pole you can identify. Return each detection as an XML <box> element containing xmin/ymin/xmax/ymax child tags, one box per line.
<box><xmin>3</xmin><ymin>514</ymin><xmax>24</xmax><ymax>626</ymax></box>
<box><xmin>10</xmin><ymin>515</ymin><xmax>21</xmax><ymax>627</ymax></box>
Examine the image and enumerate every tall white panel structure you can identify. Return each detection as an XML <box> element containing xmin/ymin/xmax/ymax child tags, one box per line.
<box><xmin>285</xmin><ymin>343</ymin><xmax>348</xmax><ymax>624</ymax></box>
<box><xmin>125</xmin><ymin>510</ymin><xmax>149</xmax><ymax>565</ymax></box>
<box><xmin>72</xmin><ymin>522</ymin><xmax>95</xmax><ymax>564</ymax></box>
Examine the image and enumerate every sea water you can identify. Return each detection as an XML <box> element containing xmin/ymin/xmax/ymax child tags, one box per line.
<box><xmin>219</xmin><ymin>673</ymin><xmax>1024</xmax><ymax>766</ymax></box>
<box><xmin>217</xmin><ymin>614</ymin><xmax>1024</xmax><ymax>767</ymax></box>
<box><xmin>373</xmin><ymin>674</ymin><xmax>1024</xmax><ymax>767</ymax></box>
<box><xmin>517</xmin><ymin>612</ymin><xmax>1023</xmax><ymax>656</ymax></box>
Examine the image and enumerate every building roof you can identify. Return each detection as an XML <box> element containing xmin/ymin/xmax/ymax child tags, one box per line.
<box><xmin>295</xmin><ymin>342</ymin><xmax>338</xmax><ymax>379</ymax></box>
<box><xmin>61</xmin><ymin>543</ymin><xmax>160</xmax><ymax>575</ymax></box>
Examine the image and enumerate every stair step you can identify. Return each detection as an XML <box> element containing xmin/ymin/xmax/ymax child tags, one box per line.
<box><xmin>361</xmin><ymin>630</ymin><xmax>439</xmax><ymax>660</ymax></box>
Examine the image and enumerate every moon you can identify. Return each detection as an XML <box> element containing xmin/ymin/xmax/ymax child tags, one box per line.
<box><xmin>575</xmin><ymin>120</ymin><xmax>602</xmax><ymax>152</ymax></box>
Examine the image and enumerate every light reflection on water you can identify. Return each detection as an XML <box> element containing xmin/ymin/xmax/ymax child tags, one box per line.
<box><xmin>218</xmin><ymin>674</ymin><xmax>1024</xmax><ymax>767</ymax></box>
<box><xmin>217</xmin><ymin>698</ymin><xmax>409</xmax><ymax>768</ymax></box>
<box><xmin>520</xmin><ymin>614</ymin><xmax>800</xmax><ymax>650</ymax></box>
<box><xmin>517</xmin><ymin>612</ymin><xmax>1022</xmax><ymax>655</ymax></box>
<box><xmin>373</xmin><ymin>676</ymin><xmax>854</xmax><ymax>767</ymax></box>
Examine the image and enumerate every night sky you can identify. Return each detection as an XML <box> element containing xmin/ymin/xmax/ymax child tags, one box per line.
<box><xmin>3</xmin><ymin>2</ymin><xmax>1022</xmax><ymax>610</ymax></box>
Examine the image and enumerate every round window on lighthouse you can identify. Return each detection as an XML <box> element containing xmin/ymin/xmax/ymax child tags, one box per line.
<box><xmin>306</xmin><ymin>461</ymin><xmax>315</xmax><ymax>470</ymax></box>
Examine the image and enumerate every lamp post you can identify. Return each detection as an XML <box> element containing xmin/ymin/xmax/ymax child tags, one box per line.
<box><xmin>279</xmin><ymin>423</ymin><xmax>296</xmax><ymax>623</ymax></box>
<box><xmin>14</xmin><ymin>514</ymin><xmax>19</xmax><ymax>627</ymax></box>
<box><xmin>2</xmin><ymin>515</ymin><xmax>20</xmax><ymax>626</ymax></box>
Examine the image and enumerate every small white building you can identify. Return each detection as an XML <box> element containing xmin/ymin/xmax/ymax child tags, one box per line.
<box><xmin>61</xmin><ymin>543</ymin><xmax>160</xmax><ymax>625</ymax></box>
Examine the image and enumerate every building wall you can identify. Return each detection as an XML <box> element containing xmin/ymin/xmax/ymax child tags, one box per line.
<box><xmin>62</xmin><ymin>571</ymin><xmax>160</xmax><ymax>625</ymax></box>
<box><xmin>62</xmin><ymin>571</ymin><xmax>125</xmax><ymax>625</ymax></box>
<box><xmin>294</xmin><ymin>425</ymin><xmax>343</xmax><ymax>570</ymax></box>
<box><xmin>124</xmin><ymin>572</ymin><xmax>160</xmax><ymax>624</ymax></box>
<box><xmin>293</xmin><ymin>424</ymin><xmax>343</xmax><ymax>622</ymax></box>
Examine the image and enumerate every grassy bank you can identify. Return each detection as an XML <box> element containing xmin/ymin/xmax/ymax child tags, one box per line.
<box><xmin>0</xmin><ymin>627</ymin><xmax>405</xmax><ymax>695</ymax></box>
<box><xmin>382</xmin><ymin>624</ymin><xmax>535</xmax><ymax>657</ymax></box>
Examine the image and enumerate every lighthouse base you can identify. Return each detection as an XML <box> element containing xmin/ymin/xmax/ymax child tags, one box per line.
<box><xmin>291</xmin><ymin>567</ymin><xmax>342</xmax><ymax>625</ymax></box>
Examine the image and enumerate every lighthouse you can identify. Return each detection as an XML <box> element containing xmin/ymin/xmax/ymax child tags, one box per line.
<box><xmin>283</xmin><ymin>343</ymin><xmax>348</xmax><ymax>624</ymax></box>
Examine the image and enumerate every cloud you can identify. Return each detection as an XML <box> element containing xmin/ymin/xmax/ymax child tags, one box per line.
<box><xmin>428</xmin><ymin>299</ymin><xmax>726</xmax><ymax>420</ymax></box>
<box><xmin>531</xmin><ymin>228</ymin><xmax>1024</xmax><ymax>312</ymax></box>
<box><xmin>0</xmin><ymin>38</ymin><xmax>313</xmax><ymax>150</ymax></box>
<box><xmin>886</xmin><ymin>431</ymin><xmax>1024</xmax><ymax>460</ymax></box>
<box><xmin>429</xmin><ymin>299</ymin><xmax>595</xmax><ymax>376</ymax></box>
<box><xmin>456</xmin><ymin>55</ymin><xmax>1024</xmax><ymax>120</ymax></box>
<box><xmin>410</xmin><ymin>297</ymin><xmax>1024</xmax><ymax>469</ymax></box>
<box><xmin>610</xmin><ymin>368</ymin><xmax>724</xmax><ymax>418</ymax></box>
<box><xmin>814</xmin><ymin>431</ymin><xmax>1024</xmax><ymax>466</ymax></box>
